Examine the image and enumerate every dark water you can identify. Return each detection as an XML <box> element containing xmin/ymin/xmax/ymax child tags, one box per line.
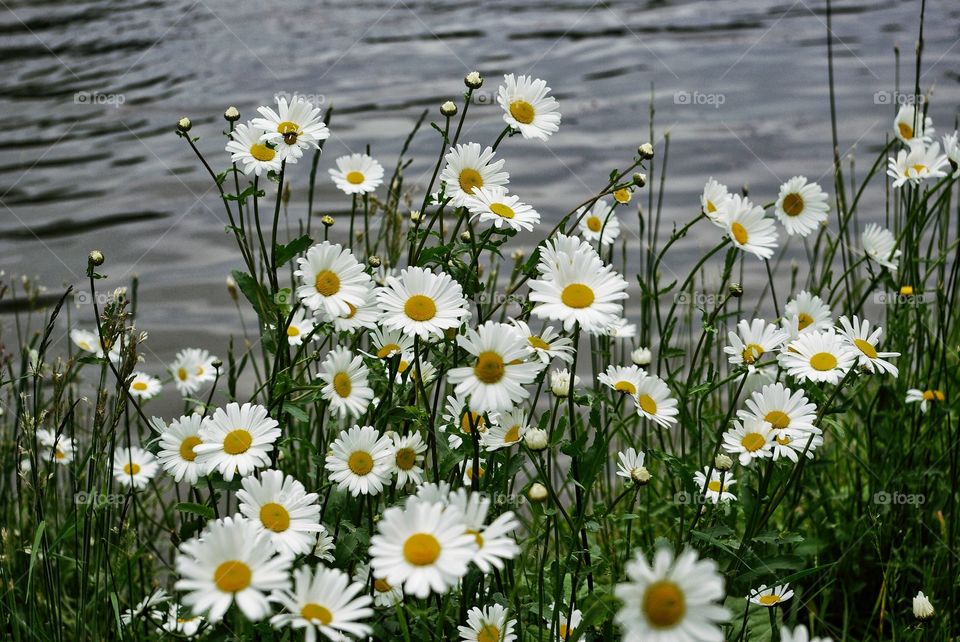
<box><xmin>2</xmin><ymin>0</ymin><xmax>959</xmax><ymax>369</ymax></box>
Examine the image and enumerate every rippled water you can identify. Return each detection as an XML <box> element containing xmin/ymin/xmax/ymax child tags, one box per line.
<box><xmin>2</xmin><ymin>0</ymin><xmax>959</xmax><ymax>364</ymax></box>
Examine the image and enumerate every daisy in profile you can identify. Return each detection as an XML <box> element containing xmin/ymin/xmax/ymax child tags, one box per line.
<box><xmin>906</xmin><ymin>388</ymin><xmax>946</xmax><ymax>413</ymax></box>
<box><xmin>529</xmin><ymin>249</ymin><xmax>628</xmax><ymax>334</ymax></box>
<box><xmin>894</xmin><ymin>104</ymin><xmax>934</xmax><ymax>144</ymax></box>
<box><xmin>113</xmin><ymin>447</ymin><xmax>158</xmax><ymax>489</ymax></box>
<box><xmin>536</xmin><ymin>233</ymin><xmax>596</xmax><ymax>276</ymax></box>
<box><xmin>225</xmin><ymin>123</ymin><xmax>283</xmax><ymax>175</ymax></box>
<box><xmin>439</xmin><ymin>142</ymin><xmax>509</xmax><ymax>207</ymax></box>
<box><xmin>784</xmin><ymin>291</ymin><xmax>833</xmax><ymax>334</ymax></box>
<box><xmin>70</xmin><ymin>328</ymin><xmax>101</xmax><ymax>354</ymax></box>
<box><xmin>616</xmin><ymin>448</ymin><xmax>650</xmax><ymax>485</ymax></box>
<box><xmin>160</xmin><ymin>604</ymin><xmax>203</xmax><ymax>637</ymax></box>
<box><xmin>723</xmin><ymin>319</ymin><xmax>787</xmax><ymax>367</ymax></box>
<box><xmin>701</xmin><ymin>177</ymin><xmax>732</xmax><ymax>224</ymax></box>
<box><xmin>368</xmin><ymin>326</ymin><xmax>414</xmax><ymax>360</ymax></box>
<box><xmin>861</xmin><ymin>223</ymin><xmax>901</xmax><ymax>272</ymax></box>
<box><xmin>449</xmin><ymin>489</ymin><xmax>520</xmax><ymax>573</ymax></box>
<box><xmin>780</xmin><ymin>330</ymin><xmax>857</xmax><ymax>385</ymax></box>
<box><xmin>36</xmin><ymin>428</ymin><xmax>75</xmax><ymax>465</ymax></box>
<box><xmin>378</xmin><ymin>266</ymin><xmax>469</xmax><ymax>339</ymax></box>
<box><xmin>888</xmin><ymin>140</ymin><xmax>949</xmax><ymax>188</ymax></box>
<box><xmin>313</xmin><ymin>525</ymin><xmax>336</xmax><ymax>563</ymax></box>
<box><xmin>128</xmin><ymin>372</ymin><xmax>162</xmax><ymax>400</ymax></box>
<box><xmin>775</xmin><ymin>176</ymin><xmax>829</xmax><ymax>237</ymax></box>
<box><xmin>546</xmin><ymin>605</ymin><xmax>581</xmax><ymax>640</ymax></box>
<box><xmin>599</xmin><ymin>364</ymin><xmax>647</xmax><ymax>396</ymax></box>
<box><xmin>722</xmin><ymin>418</ymin><xmax>775</xmax><ymax>466</ymax></box>
<box><xmin>771</xmin><ymin>429</ymin><xmax>823</xmax><ymax>462</ymax></box>
<box><xmin>550</xmin><ymin>368</ymin><xmax>580</xmax><ymax>397</ymax></box>
<box><xmin>251</xmin><ymin>95</ymin><xmax>330</xmax><ymax>162</ymax></box>
<box><xmin>482</xmin><ymin>408</ymin><xmax>527</xmax><ymax>451</ymax></box>
<box><xmin>694</xmin><ymin>466</ymin><xmax>736</xmax><ymax>503</ymax></box>
<box><xmin>368</xmin><ymin>499</ymin><xmax>477</xmax><ymax>598</ymax></box>
<box><xmin>447</xmin><ymin>321</ymin><xmax>542</xmax><ymax>413</ymax></box>
<box><xmin>152</xmin><ymin>414</ymin><xmax>205</xmax><ymax>484</ymax></box>
<box><xmin>284</xmin><ymin>308</ymin><xmax>316</xmax><ymax>346</ymax></box>
<box><xmin>721</xmin><ymin>194</ymin><xmax>778</xmax><ymax>259</ymax></box>
<box><xmin>509</xmin><ymin>320</ymin><xmax>575</xmax><ymax>365</ymax></box>
<box><xmin>942</xmin><ymin>131</ymin><xmax>960</xmax><ymax>177</ymax></box>
<box><xmin>295</xmin><ymin>241</ymin><xmax>371</xmax><ymax>318</ymax></box>
<box><xmin>354</xmin><ymin>563</ymin><xmax>403</xmax><ymax>608</ymax></box>
<box><xmin>463</xmin><ymin>459</ymin><xmax>488</xmax><ymax>486</ymax></box>
<box><xmin>237</xmin><ymin>469</ymin><xmax>323</xmax><ymax>556</ymax></box>
<box><xmin>441</xmin><ymin>395</ymin><xmax>490</xmax><ymax>449</ymax></box>
<box><xmin>633</xmin><ymin>374</ymin><xmax>679</xmax><ymax>427</ymax></box>
<box><xmin>391</xmin><ymin>352</ymin><xmax>438</xmax><ymax>386</ymax></box>
<box><xmin>193</xmin><ymin>403</ymin><xmax>281</xmax><ymax>482</ymax></box>
<box><xmin>606</xmin><ymin>316</ymin><xmax>637</xmax><ymax>339</ymax></box>
<box><xmin>459</xmin><ymin>604</ymin><xmax>517</xmax><ymax>642</ymax></box>
<box><xmin>836</xmin><ymin>315</ymin><xmax>899</xmax><ymax>376</ymax></box>
<box><xmin>497</xmin><ymin>73</ymin><xmax>561</xmax><ymax>140</ymax></box>
<box><xmin>390</xmin><ymin>431</ymin><xmax>427</xmax><ymax>486</ymax></box>
<box><xmin>270</xmin><ymin>565</ymin><xmax>372</xmax><ymax>642</ymax></box>
<box><xmin>737</xmin><ymin>383</ymin><xmax>817</xmax><ymax>435</ymax></box>
<box><xmin>175</xmin><ymin>516</ymin><xmax>291</xmax><ymax>623</ymax></box>
<box><xmin>329</xmin><ymin>153</ymin><xmax>384</xmax><ymax>195</ymax></box>
<box><xmin>577</xmin><ymin>199</ymin><xmax>620</xmax><ymax>246</ymax></box>
<box><xmin>169</xmin><ymin>348</ymin><xmax>218</xmax><ymax>397</ymax></box>
<box><xmin>749</xmin><ymin>583</ymin><xmax>794</xmax><ymax>607</ymax></box>
<box><xmin>325</xmin><ymin>425</ymin><xmax>394</xmax><ymax>496</ymax></box>
<box><xmin>614</xmin><ymin>546</ymin><xmax>729</xmax><ymax>642</ymax></box>
<box><xmin>120</xmin><ymin>588</ymin><xmax>168</xmax><ymax>627</ymax></box>
<box><xmin>465</xmin><ymin>186</ymin><xmax>540</xmax><ymax>232</ymax></box>
<box><xmin>331</xmin><ymin>286</ymin><xmax>380</xmax><ymax>333</ymax></box>
<box><xmin>318</xmin><ymin>346</ymin><xmax>374</xmax><ymax>420</ymax></box>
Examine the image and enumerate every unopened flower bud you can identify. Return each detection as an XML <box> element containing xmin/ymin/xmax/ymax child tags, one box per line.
<box><xmin>465</xmin><ymin>71</ymin><xmax>484</xmax><ymax>89</ymax></box>
<box><xmin>321</xmin><ymin>215</ymin><xmax>334</xmax><ymax>227</ymax></box>
<box><xmin>913</xmin><ymin>591</ymin><xmax>934</xmax><ymax>621</ymax></box>
<box><xmin>632</xmin><ymin>172</ymin><xmax>647</xmax><ymax>188</ymax></box>
<box><xmin>728</xmin><ymin>283</ymin><xmax>743</xmax><ymax>298</ymax></box>
<box><xmin>460</xmin><ymin>231</ymin><xmax>472</xmax><ymax>243</ymax></box>
<box><xmin>176</xmin><ymin>117</ymin><xmax>192</xmax><ymax>133</ymax></box>
<box><xmin>226</xmin><ymin>276</ymin><xmax>238</xmax><ymax>301</ymax></box>
<box><xmin>224</xmin><ymin>106</ymin><xmax>240</xmax><ymax>122</ymax></box>
<box><xmin>211</xmin><ymin>359</ymin><xmax>223</xmax><ymax>370</ymax></box>
<box><xmin>528</xmin><ymin>482</ymin><xmax>548</xmax><ymax>503</ymax></box>
<box><xmin>524</xmin><ymin>428</ymin><xmax>549</xmax><ymax>451</ymax></box>
<box><xmin>550</xmin><ymin>369</ymin><xmax>579</xmax><ymax>397</ymax></box>
<box><xmin>410</xmin><ymin>210</ymin><xmax>423</xmax><ymax>223</ymax></box>
<box><xmin>441</xmin><ymin>101</ymin><xmax>458</xmax><ymax>117</ymax></box>
<box><xmin>88</xmin><ymin>250</ymin><xmax>104</xmax><ymax>266</ymax></box>
<box><xmin>511</xmin><ymin>249</ymin><xmax>525</xmax><ymax>262</ymax></box>
<box><xmin>367</xmin><ymin>255</ymin><xmax>382</xmax><ymax>268</ymax></box>
<box><xmin>638</xmin><ymin>143</ymin><xmax>654</xmax><ymax>160</ymax></box>
<box><xmin>631</xmin><ymin>347</ymin><xmax>652</xmax><ymax>366</ymax></box>
<box><xmin>714</xmin><ymin>453</ymin><xmax>733</xmax><ymax>471</ymax></box>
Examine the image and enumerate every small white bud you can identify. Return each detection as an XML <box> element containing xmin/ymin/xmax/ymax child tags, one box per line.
<box><xmin>524</xmin><ymin>428</ymin><xmax>549</xmax><ymax>451</ymax></box>
<box><xmin>631</xmin><ymin>347</ymin><xmax>652</xmax><ymax>366</ymax></box>
<box><xmin>714</xmin><ymin>453</ymin><xmax>733</xmax><ymax>472</ymax></box>
<box><xmin>913</xmin><ymin>591</ymin><xmax>934</xmax><ymax>620</ymax></box>
<box><xmin>528</xmin><ymin>482</ymin><xmax>548</xmax><ymax>503</ymax></box>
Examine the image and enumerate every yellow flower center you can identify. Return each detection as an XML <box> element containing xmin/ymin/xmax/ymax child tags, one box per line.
<box><xmin>403</xmin><ymin>533</ymin><xmax>441</xmax><ymax>566</ymax></box>
<box><xmin>397</xmin><ymin>360</ymin><xmax>411</xmax><ymax>374</ymax></box>
<box><xmin>179</xmin><ymin>436</ymin><xmax>201</xmax><ymax>462</ymax></box>
<box><xmin>741</xmin><ymin>432</ymin><xmax>766</xmax><ymax>452</ymax></box>
<box><xmin>344</xmin><ymin>303</ymin><xmax>358</xmax><ymax>318</ymax></box>
<box><xmin>912</xmin><ymin>163</ymin><xmax>927</xmax><ymax>173</ymax></box>
<box><xmin>377</xmin><ymin>343</ymin><xmax>402</xmax><ymax>358</ymax></box>
<box><xmin>758</xmin><ymin>594</ymin><xmax>781</xmax><ymax>606</ymax></box>
<box><xmin>458</xmin><ymin>168</ymin><xmax>484</xmax><ymax>194</ymax></box>
<box><xmin>460</xmin><ymin>412</ymin><xmax>485</xmax><ymax>434</ymax></box>
<box><xmin>404</xmin><ymin>294</ymin><xmax>437</xmax><ymax>321</ymax></box>
<box><xmin>810</xmin><ymin>352</ymin><xmax>838</xmax><ymax>371</ymax></box>
<box><xmin>558</xmin><ymin>624</ymin><xmax>570</xmax><ymax>639</ymax></box>
<box><xmin>528</xmin><ymin>335</ymin><xmax>551</xmax><ymax>350</ymax></box>
<box><xmin>797</xmin><ymin>312</ymin><xmax>814</xmax><ymax>330</ymax></box>
<box><xmin>465</xmin><ymin>464</ymin><xmax>485</xmax><ymax>480</ymax></box>
<box><xmin>54</xmin><ymin>449</ymin><xmax>66</xmax><ymax>460</ymax></box>
<box><xmin>503</xmin><ymin>425</ymin><xmax>521</xmax><ymax>443</ymax></box>
<box><xmin>922</xmin><ymin>389</ymin><xmax>945</xmax><ymax>401</ymax></box>
<box><xmin>764</xmin><ymin>411</ymin><xmax>790</xmax><ymax>430</ymax></box>
<box><xmin>348</xmin><ymin>450</ymin><xmax>373</xmax><ymax>475</ymax></box>
<box><xmin>854</xmin><ymin>338</ymin><xmax>878</xmax><ymax>359</ymax></box>
<box><xmin>898</xmin><ymin>122</ymin><xmax>914</xmax><ymax>139</ymax></box>
<box><xmin>782</xmin><ymin>193</ymin><xmax>804</xmax><ymax>216</ymax></box>
<box><xmin>489</xmin><ymin>203</ymin><xmax>515</xmax><ymax>219</ymax></box>
<box><xmin>474</xmin><ymin>351</ymin><xmax>506</xmax><ymax>384</ymax></box>
<box><xmin>395</xmin><ymin>447</ymin><xmax>417</xmax><ymax>470</ymax></box>
<box><xmin>477</xmin><ymin>624</ymin><xmax>502</xmax><ymax>642</ymax></box>
<box><xmin>614</xmin><ymin>381</ymin><xmax>637</xmax><ymax>395</ymax></box>
<box><xmin>638</xmin><ymin>394</ymin><xmax>658</xmax><ymax>415</ymax></box>
<box><xmin>300</xmin><ymin>602</ymin><xmax>332</xmax><ymax>624</ymax></box>
<box><xmin>643</xmin><ymin>580</ymin><xmax>686</xmax><ymax>628</ymax></box>
<box><xmin>249</xmin><ymin>143</ymin><xmax>276</xmax><ymax>162</ymax></box>
<box><xmin>287</xmin><ymin>325</ymin><xmax>301</xmax><ymax>337</ymax></box>
<box><xmin>509</xmin><ymin>99</ymin><xmax>535</xmax><ymax>124</ymax></box>
<box><xmin>214</xmin><ymin>560</ymin><xmax>252</xmax><ymax>593</ymax></box>
<box><xmin>132</xmin><ymin>381</ymin><xmax>148</xmax><ymax>391</ymax></box>
<box><xmin>467</xmin><ymin>528</ymin><xmax>484</xmax><ymax>548</ymax></box>
<box><xmin>560</xmin><ymin>283</ymin><xmax>595</xmax><ymax>309</ymax></box>
<box><xmin>741</xmin><ymin>343</ymin><xmax>765</xmax><ymax>364</ymax></box>
<box><xmin>614</xmin><ymin>188</ymin><xmax>631</xmax><ymax>204</ymax></box>
<box><xmin>333</xmin><ymin>372</ymin><xmax>352</xmax><ymax>398</ymax></box>
<box><xmin>123</xmin><ymin>462</ymin><xmax>140</xmax><ymax>475</ymax></box>
<box><xmin>706</xmin><ymin>200</ymin><xmax>717</xmax><ymax>214</ymax></box>
<box><xmin>586</xmin><ymin>216</ymin><xmax>602</xmax><ymax>232</ymax></box>
<box><xmin>707</xmin><ymin>480</ymin><xmax>723</xmax><ymax>493</ymax></box>
<box><xmin>346</xmin><ymin>171</ymin><xmax>365</xmax><ymax>185</ymax></box>
<box><xmin>314</xmin><ymin>270</ymin><xmax>341</xmax><ymax>296</ymax></box>
<box><xmin>731</xmin><ymin>221</ymin><xmax>749</xmax><ymax>245</ymax></box>
<box><xmin>177</xmin><ymin>367</ymin><xmax>189</xmax><ymax>381</ymax></box>
<box><xmin>776</xmin><ymin>434</ymin><xmax>792</xmax><ymax>446</ymax></box>
<box><xmin>374</xmin><ymin>578</ymin><xmax>392</xmax><ymax>592</ymax></box>
<box><xmin>223</xmin><ymin>429</ymin><xmax>253</xmax><ymax>455</ymax></box>
<box><xmin>259</xmin><ymin>502</ymin><xmax>291</xmax><ymax>532</ymax></box>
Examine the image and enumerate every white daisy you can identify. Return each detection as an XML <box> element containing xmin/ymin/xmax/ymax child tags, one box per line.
<box><xmin>325</xmin><ymin>425</ymin><xmax>394</xmax><ymax>496</ymax></box>
<box><xmin>367</xmin><ymin>325</ymin><xmax>415</xmax><ymax>361</ymax></box>
<box><xmin>225</xmin><ymin>123</ymin><xmax>283</xmax><ymax>176</ymax></box>
<box><xmin>509</xmin><ymin>320</ymin><xmax>575</xmax><ymax>364</ymax></box>
<box><xmin>550</xmin><ymin>368</ymin><xmax>580</xmax><ymax>397</ymax></box>
<box><xmin>913</xmin><ymin>590</ymin><xmax>935</xmax><ymax>621</ymax></box>
<box><xmin>128</xmin><ymin>372</ymin><xmax>162</xmax><ymax>400</ymax></box>
<box><xmin>153</xmin><ymin>414</ymin><xmax>205</xmax><ymax>484</ymax></box>
<box><xmin>295</xmin><ymin>241</ymin><xmax>372</xmax><ymax>318</ymax></box>
<box><xmin>701</xmin><ymin>177</ymin><xmax>732</xmax><ymax>224</ymax></box>
<box><xmin>284</xmin><ymin>308</ymin><xmax>316</xmax><ymax>346</ymax></box>
<box><xmin>616</xmin><ymin>448</ymin><xmax>649</xmax><ymax>484</ymax></box>
<box><xmin>36</xmin><ymin>428</ymin><xmax>75</xmax><ymax>465</ymax></box>
<box><xmin>318</xmin><ymin>346</ymin><xmax>374</xmax><ymax>420</ymax></box>
<box><xmin>329</xmin><ymin>153</ymin><xmax>384</xmax><ymax>195</ymax></box>
<box><xmin>121</xmin><ymin>588</ymin><xmax>168</xmax><ymax>627</ymax></box>
<box><xmin>390</xmin><ymin>431</ymin><xmax>427</xmax><ymax>486</ymax></box>
<box><xmin>694</xmin><ymin>466</ymin><xmax>737</xmax><ymax>503</ymax></box>
<box><xmin>598</xmin><ymin>364</ymin><xmax>647</xmax><ymax>396</ymax></box>
<box><xmin>887</xmin><ymin>140</ymin><xmax>949</xmax><ymax>188</ymax></box>
<box><xmin>615</xmin><ymin>546</ymin><xmax>729</xmax><ymax>642</ymax></box>
<box><xmin>270</xmin><ymin>565</ymin><xmax>373</xmax><ymax>642</ymax></box>
<box><xmin>441</xmin><ymin>395</ymin><xmax>490</xmax><ymax>449</ymax></box>
<box><xmin>721</xmin><ymin>194</ymin><xmax>778</xmax><ymax>259</ymax></box>
<box><xmin>784</xmin><ymin>290</ymin><xmax>833</xmax><ymax>334</ymax></box>
<box><xmin>529</xmin><ymin>249</ymin><xmax>628</xmax><ymax>334</ymax></box>
<box><xmin>546</xmin><ymin>605</ymin><xmax>581</xmax><ymax>640</ymax></box>
<box><xmin>780</xmin><ymin>330</ymin><xmax>857</xmax><ymax>385</ymax></box>
<box><xmin>606</xmin><ymin>316</ymin><xmax>637</xmax><ymax>339</ymax></box>
<box><xmin>448</xmin><ymin>488</ymin><xmax>520</xmax><ymax>573</ymax></box>
<box><xmin>160</xmin><ymin>604</ymin><xmax>203</xmax><ymax>637</ymax></box>
<box><xmin>497</xmin><ymin>73</ymin><xmax>561</xmax><ymax>140</ymax></box>
<box><xmin>723</xmin><ymin>319</ymin><xmax>788</xmax><ymax>367</ymax></box>
<box><xmin>737</xmin><ymin>383</ymin><xmax>817</xmax><ymax>435</ymax></box>
<box><xmin>861</xmin><ymin>223</ymin><xmax>901</xmax><ymax>272</ymax></box>
<box><xmin>894</xmin><ymin>104</ymin><xmax>934</xmax><ymax>144</ymax></box>
<box><xmin>330</xmin><ymin>285</ymin><xmax>380</xmax><ymax>333</ymax></box>
<box><xmin>354</xmin><ymin>563</ymin><xmax>403</xmax><ymax>608</ymax></box>
<box><xmin>175</xmin><ymin>516</ymin><xmax>291</xmax><ymax>623</ymax></box>
<box><xmin>775</xmin><ymin>176</ymin><xmax>829</xmax><ymax>237</ymax></box>
<box><xmin>906</xmin><ymin>388</ymin><xmax>945</xmax><ymax>413</ymax></box>
<box><xmin>771</xmin><ymin>428</ymin><xmax>823</xmax><ymax>462</ymax></box>
<box><xmin>749</xmin><ymin>583</ymin><xmax>794</xmax><ymax>607</ymax></box>
<box><xmin>251</xmin><ymin>95</ymin><xmax>330</xmax><ymax>162</ymax></box>
<box><xmin>439</xmin><ymin>142</ymin><xmax>510</xmax><ymax>207</ymax></box>
<box><xmin>70</xmin><ymin>328</ymin><xmax>117</xmax><ymax>359</ymax></box>
<box><xmin>780</xmin><ymin>624</ymin><xmax>833</xmax><ymax>642</ymax></box>
<box><xmin>721</xmin><ymin>418</ymin><xmax>776</xmax><ymax>466</ymax></box>
<box><xmin>312</xmin><ymin>525</ymin><xmax>336</xmax><ymax>563</ymax></box>
<box><xmin>113</xmin><ymin>447</ymin><xmax>158</xmax><ymax>489</ymax></box>
<box><xmin>237</xmin><ymin>469</ymin><xmax>323</xmax><ymax>557</ymax></box>
<box><xmin>836</xmin><ymin>315</ymin><xmax>899</xmax><ymax>376</ymax></box>
<box><xmin>390</xmin><ymin>351</ymin><xmax>438</xmax><ymax>386</ymax></box>
<box><xmin>465</xmin><ymin>186</ymin><xmax>540</xmax><ymax>232</ymax></box>
<box><xmin>577</xmin><ymin>199</ymin><xmax>620</xmax><ymax>246</ymax></box>
<box><xmin>633</xmin><ymin>373</ymin><xmax>679</xmax><ymax>427</ymax></box>
<box><xmin>459</xmin><ymin>604</ymin><xmax>517</xmax><ymax>642</ymax></box>
<box><xmin>482</xmin><ymin>408</ymin><xmax>527</xmax><ymax>451</ymax></box>
<box><xmin>942</xmin><ymin>131</ymin><xmax>960</xmax><ymax>177</ymax></box>
<box><xmin>169</xmin><ymin>348</ymin><xmax>218</xmax><ymax>397</ymax></box>
<box><xmin>536</xmin><ymin>233</ymin><xmax>596</xmax><ymax>277</ymax></box>
<box><xmin>193</xmin><ymin>403</ymin><xmax>281</xmax><ymax>482</ymax></box>
<box><xmin>463</xmin><ymin>459</ymin><xmax>488</xmax><ymax>486</ymax></box>
<box><xmin>377</xmin><ymin>266</ymin><xmax>469</xmax><ymax>339</ymax></box>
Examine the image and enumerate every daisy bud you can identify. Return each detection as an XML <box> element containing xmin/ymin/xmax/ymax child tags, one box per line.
<box><xmin>631</xmin><ymin>347</ymin><xmax>652</xmax><ymax>366</ymax></box>
<box><xmin>714</xmin><ymin>453</ymin><xmax>733</xmax><ymax>471</ymax></box>
<box><xmin>728</xmin><ymin>283</ymin><xmax>743</xmax><ymax>298</ymax></box>
<box><xmin>226</xmin><ymin>275</ymin><xmax>238</xmax><ymax>301</ymax></box>
<box><xmin>224</xmin><ymin>106</ymin><xmax>240</xmax><ymax>122</ymax></box>
<box><xmin>410</xmin><ymin>210</ymin><xmax>422</xmax><ymax>223</ymax></box>
<box><xmin>524</xmin><ymin>428</ymin><xmax>549</xmax><ymax>451</ymax></box>
<box><xmin>176</xmin><ymin>117</ymin><xmax>192</xmax><ymax>133</ymax></box>
<box><xmin>367</xmin><ymin>255</ymin><xmax>382</xmax><ymax>268</ymax></box>
<box><xmin>528</xmin><ymin>482</ymin><xmax>549</xmax><ymax>503</ymax></box>
<box><xmin>211</xmin><ymin>359</ymin><xmax>223</xmax><ymax>370</ymax></box>
<box><xmin>511</xmin><ymin>249</ymin><xmax>525</xmax><ymax>262</ymax></box>
<box><xmin>88</xmin><ymin>250</ymin><xmax>104</xmax><ymax>266</ymax></box>
<box><xmin>321</xmin><ymin>215</ymin><xmax>334</xmax><ymax>227</ymax></box>
<box><xmin>638</xmin><ymin>142</ymin><xmax>654</xmax><ymax>159</ymax></box>
<box><xmin>460</xmin><ymin>230</ymin><xmax>472</xmax><ymax>243</ymax></box>
<box><xmin>440</xmin><ymin>101</ymin><xmax>458</xmax><ymax>117</ymax></box>
<box><xmin>465</xmin><ymin>71</ymin><xmax>484</xmax><ymax>89</ymax></box>
<box><xmin>913</xmin><ymin>591</ymin><xmax>934</xmax><ymax>621</ymax></box>
<box><xmin>550</xmin><ymin>369</ymin><xmax>579</xmax><ymax>397</ymax></box>
<box><xmin>631</xmin><ymin>466</ymin><xmax>651</xmax><ymax>485</ymax></box>
<box><xmin>632</xmin><ymin>172</ymin><xmax>647</xmax><ymax>188</ymax></box>
<box><xmin>613</xmin><ymin>188</ymin><xmax>632</xmax><ymax>204</ymax></box>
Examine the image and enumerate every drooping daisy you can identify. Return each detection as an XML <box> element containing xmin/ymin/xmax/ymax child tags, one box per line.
<box><xmin>36</xmin><ymin>428</ymin><xmax>75</xmax><ymax>465</ymax></box>
<box><xmin>836</xmin><ymin>315</ymin><xmax>899</xmax><ymax>376</ymax></box>
<box><xmin>780</xmin><ymin>330</ymin><xmax>857</xmax><ymax>385</ymax></box>
<box><xmin>529</xmin><ymin>249</ymin><xmax>628</xmax><ymax>334</ymax></box>
<box><xmin>546</xmin><ymin>605</ymin><xmax>582</xmax><ymax>640</ymax></box>
<box><xmin>113</xmin><ymin>446</ymin><xmax>159</xmax><ymax>489</ymax></box>
<box><xmin>482</xmin><ymin>408</ymin><xmax>527</xmax><ymax>451</ymax></box>
<box><xmin>780</xmin><ymin>624</ymin><xmax>833</xmax><ymax>642</ymax></box>
<box><xmin>616</xmin><ymin>448</ymin><xmax>650</xmax><ymax>485</ymax></box>
<box><xmin>295</xmin><ymin>241</ymin><xmax>372</xmax><ymax>318</ymax></box>
<box><xmin>225</xmin><ymin>123</ymin><xmax>283</xmax><ymax>176</ymax></box>
<box><xmin>784</xmin><ymin>290</ymin><xmax>833</xmax><ymax>334</ymax></box>
<box><xmin>354</xmin><ymin>563</ymin><xmax>403</xmax><ymax>608</ymax></box>
<box><xmin>313</xmin><ymin>525</ymin><xmax>336</xmax><ymax>563</ymax></box>
<box><xmin>465</xmin><ymin>186</ymin><xmax>540</xmax><ymax>232</ymax></box>
<box><xmin>439</xmin><ymin>142</ymin><xmax>510</xmax><ymax>207</ymax></box>
<box><xmin>737</xmin><ymin>383</ymin><xmax>817</xmax><ymax>435</ymax></box>
<box><xmin>390</xmin><ymin>431</ymin><xmax>427</xmax><ymax>486</ymax></box>
<box><xmin>153</xmin><ymin>414</ymin><xmax>205</xmax><ymax>484</ymax></box>
<box><xmin>536</xmin><ymin>233</ymin><xmax>596</xmax><ymax>277</ymax></box>
<box><xmin>749</xmin><ymin>583</ymin><xmax>794</xmax><ymax>607</ymax></box>
<box><xmin>449</xmin><ymin>488</ymin><xmax>520</xmax><ymax>573</ymax></box>
<box><xmin>887</xmin><ymin>140</ymin><xmax>949</xmax><ymax>188</ymax></box>
<box><xmin>577</xmin><ymin>199</ymin><xmax>620</xmax><ymax>246</ymax></box>
<box><xmin>368</xmin><ymin>499</ymin><xmax>477</xmax><ymax>598</ymax></box>
<box><xmin>329</xmin><ymin>153</ymin><xmax>384</xmax><ymax>195</ymax></box>
<box><xmin>722</xmin><ymin>418</ymin><xmax>775</xmax><ymax>466</ymax></box>
<box><xmin>614</xmin><ymin>546</ymin><xmax>729</xmax><ymax>642</ymax></box>
<box><xmin>509</xmin><ymin>319</ymin><xmax>575</xmax><ymax>364</ymax></box>
<box><xmin>771</xmin><ymin>428</ymin><xmax>823</xmax><ymax>462</ymax></box>
<box><xmin>861</xmin><ymin>223</ymin><xmax>901</xmax><ymax>272</ymax></box>
<box><xmin>378</xmin><ymin>266</ymin><xmax>470</xmax><ymax>339</ymax></box>
<box><xmin>441</xmin><ymin>395</ymin><xmax>491</xmax><ymax>449</ymax></box>
<box><xmin>599</xmin><ymin>364</ymin><xmax>647</xmax><ymax>396</ymax></box>
<box><xmin>175</xmin><ymin>516</ymin><xmax>291</xmax><ymax>623</ymax></box>
<box><xmin>169</xmin><ymin>348</ymin><xmax>218</xmax><ymax>397</ymax></box>
<box><xmin>325</xmin><ymin>425</ymin><xmax>394</xmax><ymax>496</ymax></box>
<box><xmin>367</xmin><ymin>325</ymin><xmax>414</xmax><ymax>361</ymax></box>
<box><xmin>128</xmin><ymin>372</ymin><xmax>162</xmax><ymax>400</ymax></box>
<box><xmin>906</xmin><ymin>388</ymin><xmax>946</xmax><ymax>413</ymax></box>
<box><xmin>284</xmin><ymin>308</ymin><xmax>316</xmax><ymax>346</ymax></box>
<box><xmin>497</xmin><ymin>73</ymin><xmax>561</xmax><ymax>141</ymax></box>
<box><xmin>721</xmin><ymin>194</ymin><xmax>778</xmax><ymax>259</ymax></box>
<box><xmin>251</xmin><ymin>95</ymin><xmax>330</xmax><ymax>162</ymax></box>
<box><xmin>694</xmin><ymin>466</ymin><xmax>737</xmax><ymax>503</ymax></box>
<box><xmin>237</xmin><ymin>469</ymin><xmax>323</xmax><ymax>556</ymax></box>
<box><xmin>459</xmin><ymin>604</ymin><xmax>518</xmax><ymax>642</ymax></box>
<box><xmin>775</xmin><ymin>176</ymin><xmax>829</xmax><ymax>237</ymax></box>
<box><xmin>448</xmin><ymin>321</ymin><xmax>542</xmax><ymax>413</ymax></box>
<box><xmin>633</xmin><ymin>374</ymin><xmax>679</xmax><ymax>427</ymax></box>
<box><xmin>270</xmin><ymin>565</ymin><xmax>372</xmax><ymax>642</ymax></box>
<box><xmin>701</xmin><ymin>177</ymin><xmax>732</xmax><ymax>224</ymax></box>
<box><xmin>723</xmin><ymin>319</ymin><xmax>788</xmax><ymax>367</ymax></box>
<box><xmin>193</xmin><ymin>403</ymin><xmax>281</xmax><ymax>482</ymax></box>
<box><xmin>893</xmin><ymin>104</ymin><xmax>934</xmax><ymax>144</ymax></box>
<box><xmin>331</xmin><ymin>284</ymin><xmax>380</xmax><ymax>333</ymax></box>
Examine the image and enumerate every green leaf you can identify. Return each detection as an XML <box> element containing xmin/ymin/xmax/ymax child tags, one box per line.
<box><xmin>230</xmin><ymin>269</ymin><xmax>264</xmax><ymax>317</ymax></box>
<box><xmin>176</xmin><ymin>502</ymin><xmax>215</xmax><ymax>520</ymax></box>
<box><xmin>275</xmin><ymin>234</ymin><xmax>313</xmax><ymax>268</ymax></box>
<box><xmin>27</xmin><ymin>521</ymin><xmax>45</xmax><ymax>593</ymax></box>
